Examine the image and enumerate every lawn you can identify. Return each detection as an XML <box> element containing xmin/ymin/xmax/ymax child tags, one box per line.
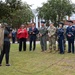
<box><xmin>0</xmin><ymin>43</ymin><xmax>75</xmax><ymax>75</ymax></box>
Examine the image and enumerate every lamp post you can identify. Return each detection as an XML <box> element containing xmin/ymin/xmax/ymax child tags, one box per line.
<box><xmin>35</xmin><ymin>12</ymin><xmax>38</xmax><ymax>28</ymax></box>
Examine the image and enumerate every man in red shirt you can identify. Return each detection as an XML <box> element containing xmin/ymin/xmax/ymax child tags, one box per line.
<box><xmin>17</xmin><ymin>25</ymin><xmax>28</xmax><ymax>51</ymax></box>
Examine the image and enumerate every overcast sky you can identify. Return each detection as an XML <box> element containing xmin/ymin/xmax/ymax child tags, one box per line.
<box><xmin>21</xmin><ymin>0</ymin><xmax>47</xmax><ymax>9</ymax></box>
<box><xmin>2</xmin><ymin>0</ymin><xmax>75</xmax><ymax>9</ymax></box>
<box><xmin>22</xmin><ymin>0</ymin><xmax>75</xmax><ymax>9</ymax></box>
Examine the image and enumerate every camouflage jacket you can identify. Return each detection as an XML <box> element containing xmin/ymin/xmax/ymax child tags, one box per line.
<box><xmin>48</xmin><ymin>26</ymin><xmax>56</xmax><ymax>37</ymax></box>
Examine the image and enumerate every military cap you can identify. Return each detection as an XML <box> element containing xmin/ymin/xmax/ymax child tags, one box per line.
<box><xmin>41</xmin><ymin>21</ymin><xmax>46</xmax><ymax>24</ymax></box>
<box><xmin>59</xmin><ymin>22</ymin><xmax>64</xmax><ymax>26</ymax></box>
<box><xmin>67</xmin><ymin>20</ymin><xmax>73</xmax><ymax>23</ymax></box>
<box><xmin>3</xmin><ymin>23</ymin><xmax>8</xmax><ymax>26</ymax></box>
<box><xmin>50</xmin><ymin>22</ymin><xmax>54</xmax><ymax>24</ymax></box>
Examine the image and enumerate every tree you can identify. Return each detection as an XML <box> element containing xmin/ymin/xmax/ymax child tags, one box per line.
<box><xmin>0</xmin><ymin>0</ymin><xmax>34</xmax><ymax>28</ymax></box>
<box><xmin>0</xmin><ymin>0</ymin><xmax>22</xmax><ymax>23</ymax></box>
<box><xmin>11</xmin><ymin>2</ymin><xmax>34</xmax><ymax>28</ymax></box>
<box><xmin>37</xmin><ymin>0</ymin><xmax>75</xmax><ymax>26</ymax></box>
<box><xmin>0</xmin><ymin>1</ymin><xmax>10</xmax><ymax>19</ymax></box>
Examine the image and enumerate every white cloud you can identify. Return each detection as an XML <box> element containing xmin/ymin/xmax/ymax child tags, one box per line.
<box><xmin>22</xmin><ymin>0</ymin><xmax>47</xmax><ymax>9</ymax></box>
<box><xmin>72</xmin><ymin>0</ymin><xmax>75</xmax><ymax>3</ymax></box>
<box><xmin>2</xmin><ymin>0</ymin><xmax>75</xmax><ymax>9</ymax></box>
<box><xmin>22</xmin><ymin>0</ymin><xmax>75</xmax><ymax>9</ymax></box>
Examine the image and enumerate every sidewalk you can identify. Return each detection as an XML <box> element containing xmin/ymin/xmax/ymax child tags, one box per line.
<box><xmin>11</xmin><ymin>41</ymin><xmax>68</xmax><ymax>44</ymax></box>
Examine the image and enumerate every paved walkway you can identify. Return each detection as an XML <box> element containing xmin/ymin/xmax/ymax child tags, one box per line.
<box><xmin>11</xmin><ymin>41</ymin><xmax>68</xmax><ymax>44</ymax></box>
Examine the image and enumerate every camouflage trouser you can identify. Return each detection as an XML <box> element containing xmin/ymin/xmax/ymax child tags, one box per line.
<box><xmin>49</xmin><ymin>36</ymin><xmax>56</xmax><ymax>51</ymax></box>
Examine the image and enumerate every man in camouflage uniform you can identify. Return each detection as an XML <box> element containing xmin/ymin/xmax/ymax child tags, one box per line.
<box><xmin>48</xmin><ymin>23</ymin><xmax>56</xmax><ymax>52</ymax></box>
<box><xmin>0</xmin><ymin>24</ymin><xmax>4</xmax><ymax>54</ymax></box>
<box><xmin>39</xmin><ymin>22</ymin><xmax>48</xmax><ymax>52</ymax></box>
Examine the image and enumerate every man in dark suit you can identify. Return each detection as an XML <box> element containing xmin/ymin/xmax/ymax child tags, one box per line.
<box><xmin>29</xmin><ymin>23</ymin><xmax>39</xmax><ymax>51</ymax></box>
<box><xmin>66</xmin><ymin>20</ymin><xmax>75</xmax><ymax>54</ymax></box>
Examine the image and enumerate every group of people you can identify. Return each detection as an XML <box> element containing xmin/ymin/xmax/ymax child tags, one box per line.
<box><xmin>39</xmin><ymin>20</ymin><xmax>75</xmax><ymax>54</ymax></box>
<box><xmin>0</xmin><ymin>20</ymin><xmax>75</xmax><ymax>66</ymax></box>
<box><xmin>17</xmin><ymin>20</ymin><xmax>75</xmax><ymax>54</ymax></box>
<box><xmin>17</xmin><ymin>23</ymin><xmax>39</xmax><ymax>52</ymax></box>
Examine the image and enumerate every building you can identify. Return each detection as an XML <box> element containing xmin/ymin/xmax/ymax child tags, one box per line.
<box><xmin>65</xmin><ymin>14</ymin><xmax>75</xmax><ymax>25</ymax></box>
<box><xmin>31</xmin><ymin>9</ymin><xmax>75</xmax><ymax>28</ymax></box>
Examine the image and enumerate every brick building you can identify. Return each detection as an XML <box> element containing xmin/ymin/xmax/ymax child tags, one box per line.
<box><xmin>64</xmin><ymin>14</ymin><xmax>75</xmax><ymax>25</ymax></box>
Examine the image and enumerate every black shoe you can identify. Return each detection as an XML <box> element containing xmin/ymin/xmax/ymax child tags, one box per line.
<box><xmin>33</xmin><ymin>49</ymin><xmax>35</xmax><ymax>51</ymax></box>
<box><xmin>6</xmin><ymin>64</ymin><xmax>11</xmax><ymax>66</ymax></box>
<box><xmin>41</xmin><ymin>50</ymin><xmax>44</xmax><ymax>52</ymax></box>
<box><xmin>30</xmin><ymin>48</ymin><xmax>32</xmax><ymax>51</ymax></box>
<box><xmin>49</xmin><ymin>51</ymin><xmax>52</xmax><ymax>53</ymax></box>
<box><xmin>61</xmin><ymin>52</ymin><xmax>64</xmax><ymax>54</ymax></box>
<box><xmin>24</xmin><ymin>50</ymin><xmax>26</xmax><ymax>51</ymax></box>
<box><xmin>72</xmin><ymin>52</ymin><xmax>74</xmax><ymax>54</ymax></box>
<box><xmin>68</xmin><ymin>51</ymin><xmax>71</xmax><ymax>53</ymax></box>
<box><xmin>59</xmin><ymin>52</ymin><xmax>64</xmax><ymax>54</ymax></box>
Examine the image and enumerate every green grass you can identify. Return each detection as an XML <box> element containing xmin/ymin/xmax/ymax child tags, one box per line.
<box><xmin>0</xmin><ymin>43</ymin><xmax>75</xmax><ymax>75</ymax></box>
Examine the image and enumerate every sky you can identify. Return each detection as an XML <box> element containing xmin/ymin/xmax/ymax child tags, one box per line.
<box><xmin>21</xmin><ymin>0</ymin><xmax>75</xmax><ymax>9</ymax></box>
<box><xmin>2</xmin><ymin>0</ymin><xmax>75</xmax><ymax>9</ymax></box>
<box><xmin>21</xmin><ymin>0</ymin><xmax>47</xmax><ymax>9</ymax></box>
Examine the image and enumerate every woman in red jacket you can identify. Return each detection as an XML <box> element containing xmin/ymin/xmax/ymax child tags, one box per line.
<box><xmin>17</xmin><ymin>25</ymin><xmax>28</xmax><ymax>51</ymax></box>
